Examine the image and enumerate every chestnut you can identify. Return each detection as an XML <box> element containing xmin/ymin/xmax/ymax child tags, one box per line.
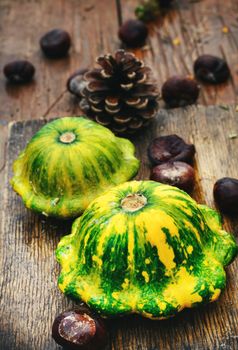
<box><xmin>40</xmin><ymin>29</ymin><xmax>71</xmax><ymax>58</ymax></box>
<box><xmin>52</xmin><ymin>307</ymin><xmax>108</xmax><ymax>350</ymax></box>
<box><xmin>118</xmin><ymin>19</ymin><xmax>148</xmax><ymax>47</ymax></box>
<box><xmin>194</xmin><ymin>55</ymin><xmax>230</xmax><ymax>84</ymax></box>
<box><xmin>161</xmin><ymin>76</ymin><xmax>200</xmax><ymax>108</ymax></box>
<box><xmin>3</xmin><ymin>60</ymin><xmax>35</xmax><ymax>83</ymax></box>
<box><xmin>150</xmin><ymin>161</ymin><xmax>195</xmax><ymax>193</ymax></box>
<box><xmin>67</xmin><ymin>68</ymin><xmax>88</xmax><ymax>98</ymax></box>
<box><xmin>148</xmin><ymin>134</ymin><xmax>195</xmax><ymax>165</ymax></box>
<box><xmin>213</xmin><ymin>177</ymin><xmax>238</xmax><ymax>215</ymax></box>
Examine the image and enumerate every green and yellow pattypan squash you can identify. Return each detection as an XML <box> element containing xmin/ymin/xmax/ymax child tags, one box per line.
<box><xmin>56</xmin><ymin>180</ymin><xmax>238</xmax><ymax>319</ymax></box>
<box><xmin>11</xmin><ymin>117</ymin><xmax>139</xmax><ymax>219</ymax></box>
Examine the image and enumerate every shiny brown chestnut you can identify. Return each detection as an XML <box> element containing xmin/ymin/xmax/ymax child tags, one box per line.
<box><xmin>194</xmin><ymin>55</ymin><xmax>230</xmax><ymax>84</ymax></box>
<box><xmin>150</xmin><ymin>161</ymin><xmax>195</xmax><ymax>193</ymax></box>
<box><xmin>67</xmin><ymin>68</ymin><xmax>88</xmax><ymax>98</ymax></box>
<box><xmin>213</xmin><ymin>177</ymin><xmax>238</xmax><ymax>215</ymax></box>
<box><xmin>161</xmin><ymin>76</ymin><xmax>200</xmax><ymax>108</ymax></box>
<box><xmin>148</xmin><ymin>134</ymin><xmax>195</xmax><ymax>165</ymax></box>
<box><xmin>118</xmin><ymin>19</ymin><xmax>148</xmax><ymax>47</ymax></box>
<box><xmin>3</xmin><ymin>60</ymin><xmax>35</xmax><ymax>83</ymax></box>
<box><xmin>40</xmin><ymin>29</ymin><xmax>71</xmax><ymax>58</ymax></box>
<box><xmin>52</xmin><ymin>307</ymin><xmax>108</xmax><ymax>350</ymax></box>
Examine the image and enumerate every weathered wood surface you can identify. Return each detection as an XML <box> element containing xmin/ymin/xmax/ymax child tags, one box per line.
<box><xmin>0</xmin><ymin>105</ymin><xmax>238</xmax><ymax>350</ymax></box>
<box><xmin>0</xmin><ymin>0</ymin><xmax>119</xmax><ymax>121</ymax></box>
<box><xmin>1</xmin><ymin>0</ymin><xmax>238</xmax><ymax>349</ymax></box>
<box><xmin>120</xmin><ymin>0</ymin><xmax>238</xmax><ymax>106</ymax></box>
<box><xmin>1</xmin><ymin>0</ymin><xmax>238</xmax><ymax>123</ymax></box>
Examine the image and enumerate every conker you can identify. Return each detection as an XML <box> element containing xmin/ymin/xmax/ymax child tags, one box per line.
<box><xmin>67</xmin><ymin>68</ymin><xmax>88</xmax><ymax>98</ymax></box>
<box><xmin>118</xmin><ymin>19</ymin><xmax>148</xmax><ymax>47</ymax></box>
<box><xmin>194</xmin><ymin>55</ymin><xmax>230</xmax><ymax>84</ymax></box>
<box><xmin>150</xmin><ymin>161</ymin><xmax>195</xmax><ymax>193</ymax></box>
<box><xmin>3</xmin><ymin>60</ymin><xmax>35</xmax><ymax>83</ymax></box>
<box><xmin>52</xmin><ymin>307</ymin><xmax>108</xmax><ymax>350</ymax></box>
<box><xmin>213</xmin><ymin>177</ymin><xmax>238</xmax><ymax>215</ymax></box>
<box><xmin>40</xmin><ymin>29</ymin><xmax>71</xmax><ymax>58</ymax></box>
<box><xmin>161</xmin><ymin>76</ymin><xmax>200</xmax><ymax>108</ymax></box>
<box><xmin>148</xmin><ymin>134</ymin><xmax>195</xmax><ymax>165</ymax></box>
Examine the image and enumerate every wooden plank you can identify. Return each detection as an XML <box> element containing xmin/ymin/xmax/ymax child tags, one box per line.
<box><xmin>0</xmin><ymin>0</ymin><xmax>119</xmax><ymax>122</ymax></box>
<box><xmin>0</xmin><ymin>105</ymin><xmax>238</xmax><ymax>349</ymax></box>
<box><xmin>119</xmin><ymin>0</ymin><xmax>238</xmax><ymax>107</ymax></box>
<box><xmin>0</xmin><ymin>120</ymin><xmax>8</xmax><ymax>192</ymax></box>
<box><xmin>1</xmin><ymin>1</ymin><xmax>238</xmax><ymax>123</ymax></box>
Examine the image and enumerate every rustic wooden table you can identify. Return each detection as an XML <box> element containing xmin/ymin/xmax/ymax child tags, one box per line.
<box><xmin>1</xmin><ymin>1</ymin><xmax>238</xmax><ymax>349</ymax></box>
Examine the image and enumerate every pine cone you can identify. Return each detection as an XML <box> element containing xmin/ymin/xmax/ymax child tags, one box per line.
<box><xmin>80</xmin><ymin>50</ymin><xmax>159</xmax><ymax>134</ymax></box>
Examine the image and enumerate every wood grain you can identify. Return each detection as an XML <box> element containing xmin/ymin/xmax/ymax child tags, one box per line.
<box><xmin>119</xmin><ymin>0</ymin><xmax>238</xmax><ymax>107</ymax></box>
<box><xmin>0</xmin><ymin>0</ymin><xmax>119</xmax><ymax>122</ymax></box>
<box><xmin>1</xmin><ymin>0</ymin><xmax>238</xmax><ymax>349</ymax></box>
<box><xmin>0</xmin><ymin>105</ymin><xmax>238</xmax><ymax>350</ymax></box>
<box><xmin>1</xmin><ymin>0</ymin><xmax>238</xmax><ymax>123</ymax></box>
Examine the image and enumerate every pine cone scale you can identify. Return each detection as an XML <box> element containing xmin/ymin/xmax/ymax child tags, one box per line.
<box><xmin>95</xmin><ymin>114</ymin><xmax>111</xmax><ymax>126</ymax></box>
<box><xmin>125</xmin><ymin>97</ymin><xmax>141</xmax><ymax>106</ymax></box>
<box><xmin>96</xmin><ymin>55</ymin><xmax>114</xmax><ymax>75</ymax></box>
<box><xmin>87</xmin><ymin>81</ymin><xmax>110</xmax><ymax>93</ymax></box>
<box><xmin>84</xmin><ymin>69</ymin><xmax>103</xmax><ymax>81</ymax></box>
<box><xmin>105</xmin><ymin>106</ymin><xmax>121</xmax><ymax>114</ymax></box>
<box><xmin>122</xmin><ymin>60</ymin><xmax>143</xmax><ymax>73</ymax></box>
<box><xmin>105</xmin><ymin>97</ymin><xmax>119</xmax><ymax>106</ymax></box>
<box><xmin>113</xmin><ymin>115</ymin><xmax>132</xmax><ymax>124</ymax></box>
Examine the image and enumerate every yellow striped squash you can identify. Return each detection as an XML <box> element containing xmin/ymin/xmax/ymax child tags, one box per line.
<box><xmin>11</xmin><ymin>117</ymin><xmax>139</xmax><ymax>219</ymax></box>
<box><xmin>56</xmin><ymin>180</ymin><xmax>238</xmax><ymax>319</ymax></box>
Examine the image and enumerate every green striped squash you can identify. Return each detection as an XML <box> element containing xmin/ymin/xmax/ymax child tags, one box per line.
<box><xmin>56</xmin><ymin>180</ymin><xmax>238</xmax><ymax>319</ymax></box>
<box><xmin>11</xmin><ymin>117</ymin><xmax>139</xmax><ymax>219</ymax></box>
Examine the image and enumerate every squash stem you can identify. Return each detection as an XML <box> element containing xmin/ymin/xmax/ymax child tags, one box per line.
<box><xmin>121</xmin><ymin>193</ymin><xmax>147</xmax><ymax>212</ymax></box>
<box><xmin>59</xmin><ymin>132</ymin><xmax>76</xmax><ymax>144</ymax></box>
